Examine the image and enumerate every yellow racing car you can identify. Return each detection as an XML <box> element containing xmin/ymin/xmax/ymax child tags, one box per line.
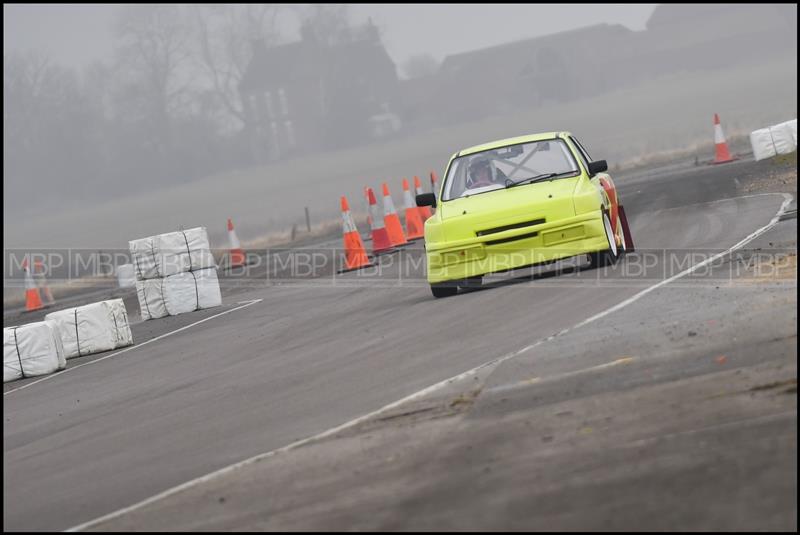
<box><xmin>416</xmin><ymin>132</ymin><xmax>634</xmax><ymax>298</ymax></box>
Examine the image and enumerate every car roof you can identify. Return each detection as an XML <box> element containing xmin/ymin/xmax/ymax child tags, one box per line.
<box><xmin>456</xmin><ymin>132</ymin><xmax>570</xmax><ymax>157</ymax></box>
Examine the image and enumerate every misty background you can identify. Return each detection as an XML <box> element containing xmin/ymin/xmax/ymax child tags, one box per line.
<box><xmin>3</xmin><ymin>4</ymin><xmax>797</xmax><ymax>249</ymax></box>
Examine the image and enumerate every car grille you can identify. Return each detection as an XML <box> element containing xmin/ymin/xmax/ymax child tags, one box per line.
<box><xmin>476</xmin><ymin>218</ymin><xmax>546</xmax><ymax>237</ymax></box>
<box><xmin>485</xmin><ymin>231</ymin><xmax>540</xmax><ymax>246</ymax></box>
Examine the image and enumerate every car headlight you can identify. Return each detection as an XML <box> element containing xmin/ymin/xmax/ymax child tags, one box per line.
<box><xmin>572</xmin><ymin>178</ymin><xmax>603</xmax><ymax>215</ymax></box>
<box><xmin>424</xmin><ymin>216</ymin><xmax>445</xmax><ymax>244</ymax></box>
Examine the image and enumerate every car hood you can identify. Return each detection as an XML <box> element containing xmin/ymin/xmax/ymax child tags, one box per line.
<box><xmin>436</xmin><ymin>177</ymin><xmax>581</xmax><ymax>242</ymax></box>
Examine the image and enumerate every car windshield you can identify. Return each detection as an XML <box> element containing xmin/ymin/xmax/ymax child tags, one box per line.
<box><xmin>441</xmin><ymin>139</ymin><xmax>580</xmax><ymax>201</ymax></box>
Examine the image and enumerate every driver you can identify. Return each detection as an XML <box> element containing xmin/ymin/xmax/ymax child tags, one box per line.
<box><xmin>466</xmin><ymin>157</ymin><xmax>500</xmax><ymax>188</ymax></box>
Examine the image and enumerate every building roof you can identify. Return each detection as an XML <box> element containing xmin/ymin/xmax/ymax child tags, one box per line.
<box><xmin>239</xmin><ymin>30</ymin><xmax>397</xmax><ymax>94</ymax></box>
<box><xmin>646</xmin><ymin>4</ymin><xmax>735</xmax><ymax>29</ymax></box>
<box><xmin>239</xmin><ymin>40</ymin><xmax>317</xmax><ymax>92</ymax></box>
<box><xmin>439</xmin><ymin>23</ymin><xmax>633</xmax><ymax>75</ymax></box>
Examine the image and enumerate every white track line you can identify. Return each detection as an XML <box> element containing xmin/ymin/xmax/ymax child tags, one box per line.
<box><xmin>4</xmin><ymin>299</ymin><xmax>262</xmax><ymax>396</ymax></box>
<box><xmin>484</xmin><ymin>357</ymin><xmax>637</xmax><ymax>395</ymax></box>
<box><xmin>67</xmin><ymin>193</ymin><xmax>793</xmax><ymax>532</ymax></box>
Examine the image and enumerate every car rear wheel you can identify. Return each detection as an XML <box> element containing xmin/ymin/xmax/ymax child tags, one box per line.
<box><xmin>431</xmin><ymin>282</ymin><xmax>458</xmax><ymax>298</ymax></box>
<box><xmin>588</xmin><ymin>211</ymin><xmax>618</xmax><ymax>268</ymax></box>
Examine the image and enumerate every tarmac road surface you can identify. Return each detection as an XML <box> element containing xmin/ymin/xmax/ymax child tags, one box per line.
<box><xmin>3</xmin><ymin>157</ymin><xmax>797</xmax><ymax>531</ymax></box>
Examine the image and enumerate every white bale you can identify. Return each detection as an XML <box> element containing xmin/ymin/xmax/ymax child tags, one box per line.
<box><xmin>44</xmin><ymin>319</ymin><xmax>67</xmax><ymax>368</ymax></box>
<box><xmin>117</xmin><ymin>263</ymin><xmax>136</xmax><ymax>288</ymax></box>
<box><xmin>45</xmin><ymin>299</ymin><xmax>134</xmax><ymax>359</ymax></box>
<box><xmin>750</xmin><ymin>120</ymin><xmax>798</xmax><ymax>162</ymax></box>
<box><xmin>4</xmin><ymin>322</ymin><xmax>66</xmax><ymax>383</ymax></box>
<box><xmin>129</xmin><ymin>227</ymin><xmax>216</xmax><ymax>280</ymax></box>
<box><xmin>769</xmin><ymin>123</ymin><xmax>797</xmax><ymax>154</ymax></box>
<box><xmin>135</xmin><ymin>280</ymin><xmax>167</xmax><ymax>320</ymax></box>
<box><xmin>770</xmin><ymin>120</ymin><xmax>796</xmax><ymax>154</ymax></box>
<box><xmin>136</xmin><ymin>267</ymin><xmax>222</xmax><ymax>321</ymax></box>
<box><xmin>750</xmin><ymin>128</ymin><xmax>778</xmax><ymax>161</ymax></box>
<box><xmin>107</xmin><ymin>299</ymin><xmax>134</xmax><ymax>348</ymax></box>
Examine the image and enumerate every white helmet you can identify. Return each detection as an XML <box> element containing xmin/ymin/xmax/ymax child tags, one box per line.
<box><xmin>467</xmin><ymin>155</ymin><xmax>497</xmax><ymax>188</ymax></box>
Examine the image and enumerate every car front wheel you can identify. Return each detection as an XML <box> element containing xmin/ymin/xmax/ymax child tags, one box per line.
<box><xmin>458</xmin><ymin>276</ymin><xmax>482</xmax><ymax>291</ymax></box>
<box><xmin>616</xmin><ymin>212</ymin><xmax>627</xmax><ymax>256</ymax></box>
<box><xmin>430</xmin><ymin>282</ymin><xmax>458</xmax><ymax>298</ymax></box>
<box><xmin>588</xmin><ymin>210</ymin><xmax>619</xmax><ymax>268</ymax></box>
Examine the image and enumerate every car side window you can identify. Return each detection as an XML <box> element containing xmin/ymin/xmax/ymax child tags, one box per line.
<box><xmin>569</xmin><ymin>136</ymin><xmax>593</xmax><ymax>171</ymax></box>
<box><xmin>571</xmin><ymin>137</ymin><xmax>592</xmax><ymax>165</ymax></box>
<box><xmin>567</xmin><ymin>137</ymin><xmax>589</xmax><ymax>171</ymax></box>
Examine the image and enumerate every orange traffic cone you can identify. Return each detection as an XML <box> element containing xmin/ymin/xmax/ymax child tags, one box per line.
<box><xmin>363</xmin><ymin>186</ymin><xmax>373</xmax><ymax>237</ymax></box>
<box><xmin>414</xmin><ymin>175</ymin><xmax>432</xmax><ymax>220</ymax></box>
<box><xmin>402</xmin><ymin>179</ymin><xmax>425</xmax><ymax>240</ymax></box>
<box><xmin>33</xmin><ymin>260</ymin><xmax>55</xmax><ymax>305</ymax></box>
<box><xmin>381</xmin><ymin>183</ymin><xmax>408</xmax><ymax>247</ymax></box>
<box><xmin>713</xmin><ymin>113</ymin><xmax>737</xmax><ymax>164</ymax></box>
<box><xmin>429</xmin><ymin>171</ymin><xmax>439</xmax><ymax>213</ymax></box>
<box><xmin>367</xmin><ymin>187</ymin><xmax>394</xmax><ymax>255</ymax></box>
<box><xmin>22</xmin><ymin>258</ymin><xmax>43</xmax><ymax>312</ymax></box>
<box><xmin>227</xmin><ymin>218</ymin><xmax>246</xmax><ymax>268</ymax></box>
<box><xmin>340</xmin><ymin>195</ymin><xmax>372</xmax><ymax>271</ymax></box>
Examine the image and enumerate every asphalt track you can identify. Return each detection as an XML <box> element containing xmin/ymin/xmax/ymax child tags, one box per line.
<box><xmin>3</xmin><ymin>158</ymin><xmax>796</xmax><ymax>531</ymax></box>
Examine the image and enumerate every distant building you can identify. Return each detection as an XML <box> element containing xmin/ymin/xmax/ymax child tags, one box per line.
<box><xmin>239</xmin><ymin>19</ymin><xmax>401</xmax><ymax>162</ymax></box>
<box><xmin>399</xmin><ymin>23</ymin><xmax>634</xmax><ymax>127</ymax></box>
<box><xmin>399</xmin><ymin>4</ymin><xmax>797</xmax><ymax>128</ymax></box>
<box><xmin>612</xmin><ymin>3</ymin><xmax>798</xmax><ymax>78</ymax></box>
<box><xmin>241</xmin><ymin>5</ymin><xmax>796</xmax><ymax>160</ymax></box>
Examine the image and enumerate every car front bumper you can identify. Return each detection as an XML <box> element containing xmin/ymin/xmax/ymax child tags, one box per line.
<box><xmin>425</xmin><ymin>210</ymin><xmax>608</xmax><ymax>284</ymax></box>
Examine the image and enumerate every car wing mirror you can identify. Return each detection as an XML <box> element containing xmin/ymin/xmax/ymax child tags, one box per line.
<box><xmin>416</xmin><ymin>193</ymin><xmax>436</xmax><ymax>208</ymax></box>
<box><xmin>588</xmin><ymin>160</ymin><xmax>608</xmax><ymax>176</ymax></box>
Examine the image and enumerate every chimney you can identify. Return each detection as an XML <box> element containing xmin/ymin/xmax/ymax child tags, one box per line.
<box><xmin>300</xmin><ymin>23</ymin><xmax>317</xmax><ymax>44</ymax></box>
<box><xmin>365</xmin><ymin>17</ymin><xmax>379</xmax><ymax>43</ymax></box>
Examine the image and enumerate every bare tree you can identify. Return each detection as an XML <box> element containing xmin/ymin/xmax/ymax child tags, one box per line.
<box><xmin>192</xmin><ymin>4</ymin><xmax>282</xmax><ymax>132</ymax></box>
<box><xmin>4</xmin><ymin>52</ymin><xmax>53</xmax><ymax>157</ymax></box>
<box><xmin>4</xmin><ymin>51</ymin><xmax>103</xmax><ymax>205</ymax></box>
<box><xmin>297</xmin><ymin>4</ymin><xmax>352</xmax><ymax>46</ymax></box>
<box><xmin>113</xmin><ymin>4</ymin><xmax>194</xmax><ymax>155</ymax></box>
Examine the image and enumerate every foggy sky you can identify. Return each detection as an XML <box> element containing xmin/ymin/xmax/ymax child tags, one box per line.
<box><xmin>3</xmin><ymin>3</ymin><xmax>657</xmax><ymax>74</ymax></box>
<box><xmin>6</xmin><ymin>2</ymin><xmax>794</xmax><ymax>252</ymax></box>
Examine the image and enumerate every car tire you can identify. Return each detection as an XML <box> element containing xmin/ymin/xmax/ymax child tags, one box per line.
<box><xmin>616</xmin><ymin>213</ymin><xmax>627</xmax><ymax>256</ymax></box>
<box><xmin>588</xmin><ymin>210</ymin><xmax>618</xmax><ymax>268</ymax></box>
<box><xmin>458</xmin><ymin>276</ymin><xmax>483</xmax><ymax>291</ymax></box>
<box><xmin>430</xmin><ymin>282</ymin><xmax>458</xmax><ymax>298</ymax></box>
